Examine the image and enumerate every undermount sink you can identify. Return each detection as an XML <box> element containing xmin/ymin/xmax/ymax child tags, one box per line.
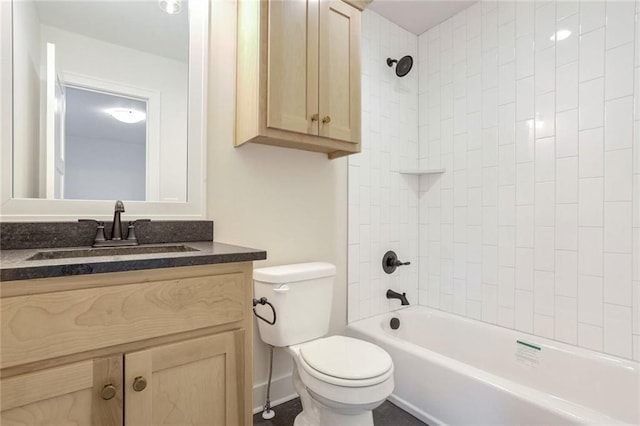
<box><xmin>27</xmin><ymin>245</ymin><xmax>199</xmax><ymax>261</ymax></box>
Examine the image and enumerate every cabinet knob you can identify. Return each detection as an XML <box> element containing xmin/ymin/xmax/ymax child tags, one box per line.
<box><xmin>310</xmin><ymin>113</ymin><xmax>319</xmax><ymax>122</ymax></box>
<box><xmin>132</xmin><ymin>376</ymin><xmax>147</xmax><ymax>392</ymax></box>
<box><xmin>322</xmin><ymin>116</ymin><xmax>331</xmax><ymax>124</ymax></box>
<box><xmin>101</xmin><ymin>384</ymin><xmax>117</xmax><ymax>400</ymax></box>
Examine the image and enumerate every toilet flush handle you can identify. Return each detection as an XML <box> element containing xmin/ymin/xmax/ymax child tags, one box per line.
<box><xmin>273</xmin><ymin>285</ymin><xmax>290</xmax><ymax>294</ymax></box>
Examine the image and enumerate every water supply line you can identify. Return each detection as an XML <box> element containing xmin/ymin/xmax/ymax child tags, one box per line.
<box><xmin>251</xmin><ymin>297</ymin><xmax>277</xmax><ymax>419</ymax></box>
<box><xmin>261</xmin><ymin>344</ymin><xmax>276</xmax><ymax>420</ymax></box>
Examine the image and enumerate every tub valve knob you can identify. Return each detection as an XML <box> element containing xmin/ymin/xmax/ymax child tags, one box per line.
<box><xmin>382</xmin><ymin>250</ymin><xmax>410</xmax><ymax>274</ymax></box>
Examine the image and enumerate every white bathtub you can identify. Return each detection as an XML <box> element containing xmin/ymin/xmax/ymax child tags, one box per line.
<box><xmin>346</xmin><ymin>306</ymin><xmax>639</xmax><ymax>426</ymax></box>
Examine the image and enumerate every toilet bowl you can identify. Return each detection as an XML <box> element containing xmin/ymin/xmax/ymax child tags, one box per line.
<box><xmin>287</xmin><ymin>335</ymin><xmax>394</xmax><ymax>426</ymax></box>
<box><xmin>253</xmin><ymin>263</ymin><xmax>394</xmax><ymax>426</ymax></box>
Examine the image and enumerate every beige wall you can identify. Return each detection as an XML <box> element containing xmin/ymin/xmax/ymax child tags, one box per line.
<box><xmin>207</xmin><ymin>0</ymin><xmax>349</xmax><ymax>410</ymax></box>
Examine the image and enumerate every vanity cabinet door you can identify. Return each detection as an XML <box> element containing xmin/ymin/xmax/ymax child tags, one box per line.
<box><xmin>0</xmin><ymin>356</ymin><xmax>123</xmax><ymax>426</ymax></box>
<box><xmin>124</xmin><ymin>330</ymin><xmax>245</xmax><ymax>426</ymax></box>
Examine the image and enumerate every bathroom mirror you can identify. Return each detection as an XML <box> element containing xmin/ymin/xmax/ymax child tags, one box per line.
<box><xmin>0</xmin><ymin>0</ymin><xmax>207</xmax><ymax>220</ymax></box>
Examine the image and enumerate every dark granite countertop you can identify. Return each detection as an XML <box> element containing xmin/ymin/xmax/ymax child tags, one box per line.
<box><xmin>0</xmin><ymin>241</ymin><xmax>267</xmax><ymax>281</ymax></box>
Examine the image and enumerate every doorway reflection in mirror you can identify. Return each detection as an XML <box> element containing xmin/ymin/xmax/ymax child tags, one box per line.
<box><xmin>11</xmin><ymin>0</ymin><xmax>189</xmax><ymax>202</ymax></box>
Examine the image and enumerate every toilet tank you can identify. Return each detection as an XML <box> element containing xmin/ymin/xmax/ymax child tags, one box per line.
<box><xmin>253</xmin><ymin>262</ymin><xmax>336</xmax><ymax>347</ymax></box>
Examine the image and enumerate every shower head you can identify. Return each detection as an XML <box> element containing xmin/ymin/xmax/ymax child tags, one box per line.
<box><xmin>386</xmin><ymin>55</ymin><xmax>413</xmax><ymax>77</ymax></box>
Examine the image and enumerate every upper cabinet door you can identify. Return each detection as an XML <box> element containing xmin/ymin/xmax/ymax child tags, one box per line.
<box><xmin>318</xmin><ymin>0</ymin><xmax>361</xmax><ymax>143</ymax></box>
<box><xmin>267</xmin><ymin>0</ymin><xmax>319</xmax><ymax>135</ymax></box>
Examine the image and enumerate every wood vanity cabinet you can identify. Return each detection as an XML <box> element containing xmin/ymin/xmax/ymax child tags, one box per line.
<box><xmin>0</xmin><ymin>263</ymin><xmax>254</xmax><ymax>426</ymax></box>
<box><xmin>236</xmin><ymin>0</ymin><xmax>364</xmax><ymax>159</ymax></box>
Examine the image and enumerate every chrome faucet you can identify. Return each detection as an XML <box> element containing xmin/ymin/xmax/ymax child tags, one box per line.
<box><xmin>386</xmin><ymin>289</ymin><xmax>410</xmax><ymax>305</ymax></box>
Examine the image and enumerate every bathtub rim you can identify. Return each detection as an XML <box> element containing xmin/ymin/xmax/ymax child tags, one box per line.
<box><xmin>350</xmin><ymin>305</ymin><xmax>639</xmax><ymax>371</ymax></box>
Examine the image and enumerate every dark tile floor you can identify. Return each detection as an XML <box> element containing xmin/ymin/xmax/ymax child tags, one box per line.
<box><xmin>253</xmin><ymin>397</ymin><xmax>427</xmax><ymax>426</ymax></box>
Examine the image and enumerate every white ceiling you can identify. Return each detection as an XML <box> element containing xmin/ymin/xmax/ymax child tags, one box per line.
<box><xmin>33</xmin><ymin>1</ymin><xmax>189</xmax><ymax>62</ymax></box>
<box><xmin>368</xmin><ymin>0</ymin><xmax>477</xmax><ymax>35</ymax></box>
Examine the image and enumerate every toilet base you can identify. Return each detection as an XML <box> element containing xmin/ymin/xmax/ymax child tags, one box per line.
<box><xmin>291</xmin><ymin>363</ymin><xmax>378</xmax><ymax>426</ymax></box>
<box><xmin>293</xmin><ymin>408</ymin><xmax>373</xmax><ymax>426</ymax></box>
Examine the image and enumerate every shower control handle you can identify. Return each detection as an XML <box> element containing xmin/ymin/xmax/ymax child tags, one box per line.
<box><xmin>382</xmin><ymin>250</ymin><xmax>410</xmax><ymax>274</ymax></box>
<box><xmin>310</xmin><ymin>113</ymin><xmax>319</xmax><ymax>122</ymax></box>
<box><xmin>322</xmin><ymin>116</ymin><xmax>331</xmax><ymax>124</ymax></box>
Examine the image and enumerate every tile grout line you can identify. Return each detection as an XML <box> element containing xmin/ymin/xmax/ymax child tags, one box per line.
<box><xmin>573</xmin><ymin>0</ymin><xmax>582</xmax><ymax>347</ymax></box>
<box><xmin>601</xmin><ymin>0</ymin><xmax>608</xmax><ymax>352</ymax></box>
<box><xmin>532</xmin><ymin>0</ymin><xmax>538</xmax><ymax>337</ymax></box>
<box><xmin>551</xmin><ymin>0</ymin><xmax>557</xmax><ymax>341</ymax></box>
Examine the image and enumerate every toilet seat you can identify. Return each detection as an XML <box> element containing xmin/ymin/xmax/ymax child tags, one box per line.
<box><xmin>296</xmin><ymin>336</ymin><xmax>394</xmax><ymax>388</ymax></box>
<box><xmin>288</xmin><ymin>339</ymin><xmax>395</xmax><ymax>409</ymax></box>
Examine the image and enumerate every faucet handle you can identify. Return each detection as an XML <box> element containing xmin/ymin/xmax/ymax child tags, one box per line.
<box><xmin>79</xmin><ymin>219</ymin><xmax>107</xmax><ymax>245</ymax></box>
<box><xmin>125</xmin><ymin>219</ymin><xmax>150</xmax><ymax>243</ymax></box>
<box><xmin>126</xmin><ymin>221</ymin><xmax>137</xmax><ymax>242</ymax></box>
<box><xmin>382</xmin><ymin>250</ymin><xmax>410</xmax><ymax>274</ymax></box>
<box><xmin>94</xmin><ymin>222</ymin><xmax>107</xmax><ymax>243</ymax></box>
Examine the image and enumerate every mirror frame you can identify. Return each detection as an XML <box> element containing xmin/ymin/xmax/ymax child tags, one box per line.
<box><xmin>0</xmin><ymin>0</ymin><xmax>208</xmax><ymax>221</ymax></box>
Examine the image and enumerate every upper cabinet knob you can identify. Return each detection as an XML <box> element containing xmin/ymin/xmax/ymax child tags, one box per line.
<box><xmin>311</xmin><ymin>113</ymin><xmax>319</xmax><ymax>122</ymax></box>
<box><xmin>322</xmin><ymin>116</ymin><xmax>331</xmax><ymax>124</ymax></box>
<box><xmin>132</xmin><ymin>376</ymin><xmax>147</xmax><ymax>392</ymax></box>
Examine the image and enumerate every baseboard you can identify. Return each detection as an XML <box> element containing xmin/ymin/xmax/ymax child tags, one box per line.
<box><xmin>252</xmin><ymin>373</ymin><xmax>297</xmax><ymax>414</ymax></box>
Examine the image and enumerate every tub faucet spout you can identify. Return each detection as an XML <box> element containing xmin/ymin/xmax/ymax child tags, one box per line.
<box><xmin>386</xmin><ymin>289</ymin><xmax>410</xmax><ymax>305</ymax></box>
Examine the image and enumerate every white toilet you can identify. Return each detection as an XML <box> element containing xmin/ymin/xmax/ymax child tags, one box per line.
<box><xmin>253</xmin><ymin>262</ymin><xmax>394</xmax><ymax>426</ymax></box>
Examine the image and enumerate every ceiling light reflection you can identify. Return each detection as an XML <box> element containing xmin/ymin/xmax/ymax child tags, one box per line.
<box><xmin>550</xmin><ymin>29</ymin><xmax>572</xmax><ymax>41</ymax></box>
<box><xmin>105</xmin><ymin>108</ymin><xmax>146</xmax><ymax>124</ymax></box>
<box><xmin>159</xmin><ymin>0</ymin><xmax>182</xmax><ymax>14</ymax></box>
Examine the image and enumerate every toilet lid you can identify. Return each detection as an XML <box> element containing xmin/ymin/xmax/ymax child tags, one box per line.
<box><xmin>299</xmin><ymin>336</ymin><xmax>392</xmax><ymax>380</ymax></box>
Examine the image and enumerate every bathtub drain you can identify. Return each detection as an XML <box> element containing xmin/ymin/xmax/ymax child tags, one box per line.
<box><xmin>390</xmin><ymin>317</ymin><xmax>400</xmax><ymax>330</ymax></box>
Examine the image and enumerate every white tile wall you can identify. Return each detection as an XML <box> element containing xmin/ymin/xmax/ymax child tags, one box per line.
<box><xmin>416</xmin><ymin>0</ymin><xmax>639</xmax><ymax>361</ymax></box>
<box><xmin>351</xmin><ymin>1</ymin><xmax>639</xmax><ymax>362</ymax></box>
<box><xmin>348</xmin><ymin>10</ymin><xmax>419</xmax><ymax>323</ymax></box>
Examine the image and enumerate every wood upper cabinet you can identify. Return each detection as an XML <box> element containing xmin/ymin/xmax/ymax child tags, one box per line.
<box><xmin>0</xmin><ymin>263</ymin><xmax>253</xmax><ymax>426</ymax></box>
<box><xmin>237</xmin><ymin>0</ymin><xmax>362</xmax><ymax>159</ymax></box>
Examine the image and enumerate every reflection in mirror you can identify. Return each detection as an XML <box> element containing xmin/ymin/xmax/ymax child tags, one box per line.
<box><xmin>65</xmin><ymin>87</ymin><xmax>147</xmax><ymax>201</ymax></box>
<box><xmin>12</xmin><ymin>0</ymin><xmax>189</xmax><ymax>202</ymax></box>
